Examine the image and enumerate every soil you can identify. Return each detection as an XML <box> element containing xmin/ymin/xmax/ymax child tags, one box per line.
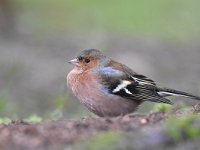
<box><xmin>0</xmin><ymin>105</ymin><xmax>200</xmax><ymax>150</ymax></box>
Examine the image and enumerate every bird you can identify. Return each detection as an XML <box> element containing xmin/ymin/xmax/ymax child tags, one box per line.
<box><xmin>67</xmin><ymin>49</ymin><xmax>200</xmax><ymax>117</ymax></box>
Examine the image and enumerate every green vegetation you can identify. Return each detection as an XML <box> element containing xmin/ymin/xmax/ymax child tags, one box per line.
<box><xmin>17</xmin><ymin>0</ymin><xmax>200</xmax><ymax>40</ymax></box>
<box><xmin>152</xmin><ymin>103</ymin><xmax>172</xmax><ymax>113</ymax></box>
<box><xmin>166</xmin><ymin>114</ymin><xmax>200</xmax><ymax>141</ymax></box>
<box><xmin>81</xmin><ymin>131</ymin><xmax>119</xmax><ymax>150</ymax></box>
<box><xmin>0</xmin><ymin>65</ymin><xmax>20</xmax><ymax>116</ymax></box>
<box><xmin>24</xmin><ymin>114</ymin><xmax>43</xmax><ymax>123</ymax></box>
<box><xmin>0</xmin><ymin>90</ymin><xmax>8</xmax><ymax>113</ymax></box>
<box><xmin>45</xmin><ymin>93</ymin><xmax>69</xmax><ymax>120</ymax></box>
<box><xmin>0</xmin><ymin>117</ymin><xmax>12</xmax><ymax>125</ymax></box>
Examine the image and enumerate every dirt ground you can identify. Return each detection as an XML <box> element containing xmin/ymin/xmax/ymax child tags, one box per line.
<box><xmin>0</xmin><ymin>104</ymin><xmax>200</xmax><ymax>150</ymax></box>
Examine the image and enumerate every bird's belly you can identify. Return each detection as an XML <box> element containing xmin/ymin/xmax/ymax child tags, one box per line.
<box><xmin>87</xmin><ymin>95</ymin><xmax>140</xmax><ymax>117</ymax></box>
<box><xmin>73</xmin><ymin>84</ymin><xmax>140</xmax><ymax>117</ymax></box>
<box><xmin>67</xmin><ymin>71</ymin><xmax>140</xmax><ymax>117</ymax></box>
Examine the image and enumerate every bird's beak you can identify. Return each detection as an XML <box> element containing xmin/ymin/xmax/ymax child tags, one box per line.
<box><xmin>68</xmin><ymin>58</ymin><xmax>79</xmax><ymax>65</ymax></box>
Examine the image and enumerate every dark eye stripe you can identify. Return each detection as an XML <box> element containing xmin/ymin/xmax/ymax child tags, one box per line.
<box><xmin>78</xmin><ymin>56</ymin><xmax>83</xmax><ymax>61</ymax></box>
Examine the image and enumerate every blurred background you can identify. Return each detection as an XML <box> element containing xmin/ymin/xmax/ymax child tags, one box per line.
<box><xmin>0</xmin><ymin>0</ymin><xmax>200</xmax><ymax>119</ymax></box>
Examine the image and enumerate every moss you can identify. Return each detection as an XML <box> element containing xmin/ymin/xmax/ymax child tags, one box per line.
<box><xmin>84</xmin><ymin>131</ymin><xmax>120</xmax><ymax>150</ymax></box>
<box><xmin>166</xmin><ymin>114</ymin><xmax>200</xmax><ymax>141</ymax></box>
<box><xmin>24</xmin><ymin>114</ymin><xmax>43</xmax><ymax>123</ymax></box>
<box><xmin>152</xmin><ymin>103</ymin><xmax>172</xmax><ymax>113</ymax></box>
<box><xmin>0</xmin><ymin>117</ymin><xmax>12</xmax><ymax>125</ymax></box>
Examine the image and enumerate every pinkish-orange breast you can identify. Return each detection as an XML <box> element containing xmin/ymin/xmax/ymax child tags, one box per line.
<box><xmin>67</xmin><ymin>68</ymin><xmax>102</xmax><ymax>105</ymax></box>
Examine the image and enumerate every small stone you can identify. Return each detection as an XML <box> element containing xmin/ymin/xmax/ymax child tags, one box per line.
<box><xmin>140</xmin><ymin>118</ymin><xmax>147</xmax><ymax>125</ymax></box>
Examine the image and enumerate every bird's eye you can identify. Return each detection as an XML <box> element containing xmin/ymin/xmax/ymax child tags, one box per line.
<box><xmin>85</xmin><ymin>58</ymin><xmax>90</xmax><ymax>63</ymax></box>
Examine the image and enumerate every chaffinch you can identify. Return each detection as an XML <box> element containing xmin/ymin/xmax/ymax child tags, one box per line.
<box><xmin>67</xmin><ymin>49</ymin><xmax>200</xmax><ymax>117</ymax></box>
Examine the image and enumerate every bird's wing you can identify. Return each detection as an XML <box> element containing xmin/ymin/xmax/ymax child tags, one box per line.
<box><xmin>94</xmin><ymin>67</ymin><xmax>172</xmax><ymax>104</ymax></box>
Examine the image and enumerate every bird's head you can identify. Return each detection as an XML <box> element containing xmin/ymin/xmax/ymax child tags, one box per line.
<box><xmin>68</xmin><ymin>49</ymin><xmax>109</xmax><ymax>71</ymax></box>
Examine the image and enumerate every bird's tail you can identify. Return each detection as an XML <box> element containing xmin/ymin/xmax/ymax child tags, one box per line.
<box><xmin>157</xmin><ymin>87</ymin><xmax>200</xmax><ymax>100</ymax></box>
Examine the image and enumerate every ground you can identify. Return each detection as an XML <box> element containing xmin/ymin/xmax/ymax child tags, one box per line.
<box><xmin>0</xmin><ymin>104</ymin><xmax>200</xmax><ymax>150</ymax></box>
